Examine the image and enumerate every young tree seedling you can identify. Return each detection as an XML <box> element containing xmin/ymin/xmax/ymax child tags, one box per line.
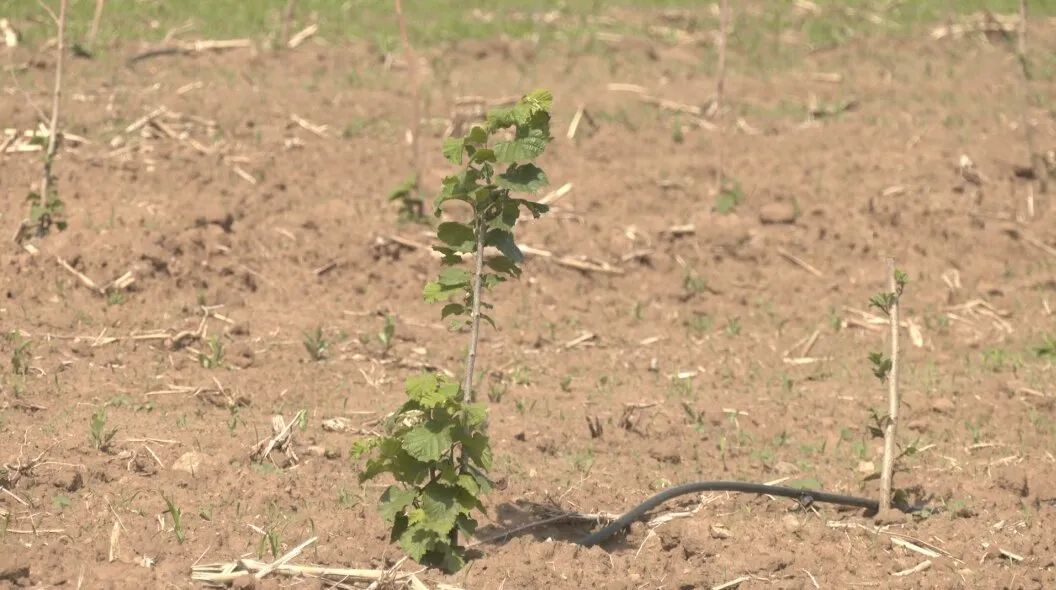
<box><xmin>868</xmin><ymin>260</ymin><xmax>907</xmax><ymax>511</ymax></box>
<box><xmin>16</xmin><ymin>0</ymin><xmax>69</xmax><ymax>244</ymax></box>
<box><xmin>354</xmin><ymin>91</ymin><xmax>554</xmax><ymax>572</ymax></box>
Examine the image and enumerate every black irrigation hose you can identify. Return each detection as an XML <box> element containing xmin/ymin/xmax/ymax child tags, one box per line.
<box><xmin>576</xmin><ymin>481</ymin><xmax>881</xmax><ymax>547</ymax></box>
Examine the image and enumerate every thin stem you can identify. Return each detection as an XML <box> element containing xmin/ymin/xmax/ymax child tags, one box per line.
<box><xmin>41</xmin><ymin>0</ymin><xmax>67</xmax><ymax>205</ymax></box>
<box><xmin>393</xmin><ymin>0</ymin><xmax>422</xmax><ymax>190</ymax></box>
<box><xmin>280</xmin><ymin>0</ymin><xmax>297</xmax><ymax>47</ymax></box>
<box><xmin>461</xmin><ymin>214</ymin><xmax>486</xmax><ymax>402</ymax></box>
<box><xmin>713</xmin><ymin>0</ymin><xmax>729</xmax><ymax>192</ymax></box>
<box><xmin>879</xmin><ymin>258</ymin><xmax>900</xmax><ymax>511</ymax></box>
<box><xmin>88</xmin><ymin>0</ymin><xmax>105</xmax><ymax>47</ymax></box>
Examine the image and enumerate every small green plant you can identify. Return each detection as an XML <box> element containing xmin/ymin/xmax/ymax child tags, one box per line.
<box><xmin>714</xmin><ymin>178</ymin><xmax>743</xmax><ymax>214</ymax></box>
<box><xmin>725</xmin><ymin>317</ymin><xmax>742</xmax><ymax>336</ymax></box>
<box><xmin>260</xmin><ymin>526</ymin><xmax>282</xmax><ymax>558</ymax></box>
<box><xmin>303</xmin><ymin>326</ymin><xmax>329</xmax><ymax>361</ymax></box>
<box><xmin>486</xmin><ymin>382</ymin><xmax>507</xmax><ymax>403</ymax></box>
<box><xmin>682</xmin><ymin>271</ymin><xmax>710</xmax><ymax>296</ymax></box>
<box><xmin>352</xmin><ymin>373</ymin><xmax>492</xmax><ymax>572</ymax></box>
<box><xmin>23</xmin><ymin>189</ymin><xmax>68</xmax><ymax>239</ymax></box>
<box><xmin>89</xmin><ymin>408</ymin><xmax>118</xmax><ymax>451</ymax></box>
<box><xmin>1033</xmin><ymin>335</ymin><xmax>1056</xmax><ymax>359</ymax></box>
<box><xmin>388</xmin><ymin>175</ymin><xmax>427</xmax><ymax>223</ymax></box>
<box><xmin>105</xmin><ymin>290</ymin><xmax>125</xmax><ymax>306</ymax></box>
<box><xmin>355</xmin><ymin>91</ymin><xmax>553</xmax><ymax>572</ymax></box>
<box><xmin>10</xmin><ymin>335</ymin><xmax>32</xmax><ymax>377</ymax></box>
<box><xmin>378</xmin><ymin>314</ymin><xmax>397</xmax><ymax>354</ymax></box>
<box><xmin>161</xmin><ymin>493</ymin><xmax>185</xmax><ymax>544</ymax></box>
<box><xmin>198</xmin><ymin>336</ymin><xmax>224</xmax><ymax>369</ymax></box>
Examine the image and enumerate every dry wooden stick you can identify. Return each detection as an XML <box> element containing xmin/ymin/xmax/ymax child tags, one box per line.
<box><xmin>280</xmin><ymin>0</ymin><xmax>297</xmax><ymax>47</ymax></box>
<box><xmin>394</xmin><ymin>0</ymin><xmax>423</xmax><ymax>193</ymax></box>
<box><xmin>1013</xmin><ymin>0</ymin><xmax>1048</xmax><ymax>212</ymax></box>
<box><xmin>88</xmin><ymin>0</ymin><xmax>105</xmax><ymax>47</ymax></box>
<box><xmin>713</xmin><ymin>0</ymin><xmax>730</xmax><ymax>193</ymax></box>
<box><xmin>879</xmin><ymin>258</ymin><xmax>901</xmax><ymax>512</ymax></box>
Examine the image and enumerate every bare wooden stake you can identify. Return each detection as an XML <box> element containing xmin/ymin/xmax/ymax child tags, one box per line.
<box><xmin>1015</xmin><ymin>0</ymin><xmax>1048</xmax><ymax>207</ymax></box>
<box><xmin>280</xmin><ymin>0</ymin><xmax>297</xmax><ymax>47</ymax></box>
<box><xmin>713</xmin><ymin>0</ymin><xmax>730</xmax><ymax>193</ymax></box>
<box><xmin>88</xmin><ymin>0</ymin><xmax>105</xmax><ymax>47</ymax></box>
<box><xmin>879</xmin><ymin>258</ymin><xmax>901</xmax><ymax>511</ymax></box>
<box><xmin>394</xmin><ymin>0</ymin><xmax>423</xmax><ymax>193</ymax></box>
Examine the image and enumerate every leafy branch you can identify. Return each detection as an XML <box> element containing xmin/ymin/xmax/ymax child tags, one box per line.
<box><xmin>351</xmin><ymin>373</ymin><xmax>491</xmax><ymax>572</ymax></box>
<box><xmin>424</xmin><ymin>89</ymin><xmax>553</xmax><ymax>402</ymax></box>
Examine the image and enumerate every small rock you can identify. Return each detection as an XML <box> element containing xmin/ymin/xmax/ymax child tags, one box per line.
<box><xmin>857</xmin><ymin>461</ymin><xmax>876</xmax><ymax>474</ymax></box>
<box><xmin>710</xmin><ymin>523</ymin><xmax>732</xmax><ymax>539</ymax></box>
<box><xmin>930</xmin><ymin>398</ymin><xmax>955</xmax><ymax>413</ymax></box>
<box><xmin>228</xmin><ymin>342</ymin><xmax>255</xmax><ymax>368</ymax></box>
<box><xmin>773</xmin><ymin>461</ymin><xmax>799</xmax><ymax>475</ymax></box>
<box><xmin>782</xmin><ymin>514</ymin><xmax>801</xmax><ymax>533</ymax></box>
<box><xmin>759</xmin><ymin>201</ymin><xmax>798</xmax><ymax>224</ymax></box>
<box><xmin>321</xmin><ymin>417</ymin><xmax>352</xmax><ymax>432</ymax></box>
<box><xmin>171</xmin><ymin>452</ymin><xmax>204</xmax><ymax>475</ymax></box>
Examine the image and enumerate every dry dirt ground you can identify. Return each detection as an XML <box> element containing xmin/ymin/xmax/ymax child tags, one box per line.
<box><xmin>2</xmin><ymin>8</ymin><xmax>1056</xmax><ymax>590</ymax></box>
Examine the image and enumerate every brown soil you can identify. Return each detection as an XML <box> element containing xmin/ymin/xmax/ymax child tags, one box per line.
<box><xmin>3</xmin><ymin>18</ymin><xmax>1056</xmax><ymax>590</ymax></box>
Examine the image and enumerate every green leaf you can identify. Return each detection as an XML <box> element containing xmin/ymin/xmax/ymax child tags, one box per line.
<box><xmin>438</xmin><ymin>547</ymin><xmax>466</xmax><ymax>574</ymax></box>
<box><xmin>486</xmin><ymin>256</ymin><xmax>520</xmax><ymax>277</ymax></box>
<box><xmin>398</xmin><ymin>524</ymin><xmax>440</xmax><ymax>561</ymax></box>
<box><xmin>423</xmin><ymin>281</ymin><xmax>461</xmax><ymax>303</ymax></box>
<box><xmin>522</xmin><ymin>89</ymin><xmax>554</xmax><ymax>114</ymax></box>
<box><xmin>401</xmin><ymin>423</ymin><xmax>452</xmax><ymax>462</ymax></box>
<box><xmin>379</xmin><ymin>486</ymin><xmax>417</xmax><ymax>522</ymax></box>
<box><xmin>471</xmin><ymin>148</ymin><xmax>496</xmax><ymax>163</ymax></box>
<box><xmin>466</xmin><ymin>126</ymin><xmax>488</xmax><ymax>146</ymax></box>
<box><xmin>515</xmin><ymin>199</ymin><xmax>549</xmax><ymax>219</ymax></box>
<box><xmin>436</xmin><ymin>379</ymin><xmax>460</xmax><ymax>402</ymax></box>
<box><xmin>438</xmin><ymin>267</ymin><xmax>471</xmax><ymax>287</ymax></box>
<box><xmin>431</xmin><ymin>246</ymin><xmax>463</xmax><ymax>265</ymax></box>
<box><xmin>405</xmin><ymin>374</ymin><xmax>450</xmax><ymax>408</ymax></box>
<box><xmin>455</xmin><ymin>514</ymin><xmax>478</xmax><ymax>537</ymax></box>
<box><xmin>484</xmin><ymin>229</ymin><xmax>523</xmax><ymax>263</ymax></box>
<box><xmin>442</xmin><ymin>138</ymin><xmax>465</xmax><ymax>165</ymax></box>
<box><xmin>496</xmin><ymin>163</ymin><xmax>549</xmax><ymax>193</ymax></box>
<box><xmin>715</xmin><ymin>186</ymin><xmax>742</xmax><ymax>214</ymax></box>
<box><xmin>437</xmin><ymin>222</ymin><xmax>476</xmax><ymax>252</ymax></box>
<box><xmin>486</xmin><ymin>106</ymin><xmax>517</xmax><ymax>130</ymax></box>
<box><xmin>350</xmin><ymin>437</ymin><xmax>381</xmax><ymax>458</ymax></box>
<box><xmin>460</xmin><ymin>432</ymin><xmax>492</xmax><ymax>470</ymax></box>
<box><xmin>869</xmin><ymin>292</ymin><xmax>896</xmax><ymax>315</ymax></box>
<box><xmin>441</xmin><ymin>303</ymin><xmax>465</xmax><ymax>319</ymax></box>
<box><xmin>420</xmin><ymin>483</ymin><xmax>460</xmax><ymax>534</ymax></box>
<box><xmin>462</xmin><ymin>403</ymin><xmax>487</xmax><ymax>427</ymax></box>
<box><xmin>894</xmin><ymin>269</ymin><xmax>909</xmax><ymax>290</ymax></box>
<box><xmin>868</xmin><ymin>351</ymin><xmax>892</xmax><ymax>381</ymax></box>
<box><xmin>456</xmin><ymin>473</ymin><xmax>480</xmax><ymax>496</ymax></box>
<box><xmin>493</xmin><ymin>135</ymin><xmax>547</xmax><ymax>163</ymax></box>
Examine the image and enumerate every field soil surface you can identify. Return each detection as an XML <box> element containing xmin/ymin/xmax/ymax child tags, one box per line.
<box><xmin>2</xmin><ymin>9</ymin><xmax>1056</xmax><ymax>589</ymax></box>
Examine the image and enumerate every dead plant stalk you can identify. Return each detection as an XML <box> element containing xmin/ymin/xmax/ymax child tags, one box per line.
<box><xmin>879</xmin><ymin>258</ymin><xmax>901</xmax><ymax>511</ymax></box>
<box><xmin>394</xmin><ymin>0</ymin><xmax>423</xmax><ymax>191</ymax></box>
<box><xmin>713</xmin><ymin>0</ymin><xmax>730</xmax><ymax>191</ymax></box>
